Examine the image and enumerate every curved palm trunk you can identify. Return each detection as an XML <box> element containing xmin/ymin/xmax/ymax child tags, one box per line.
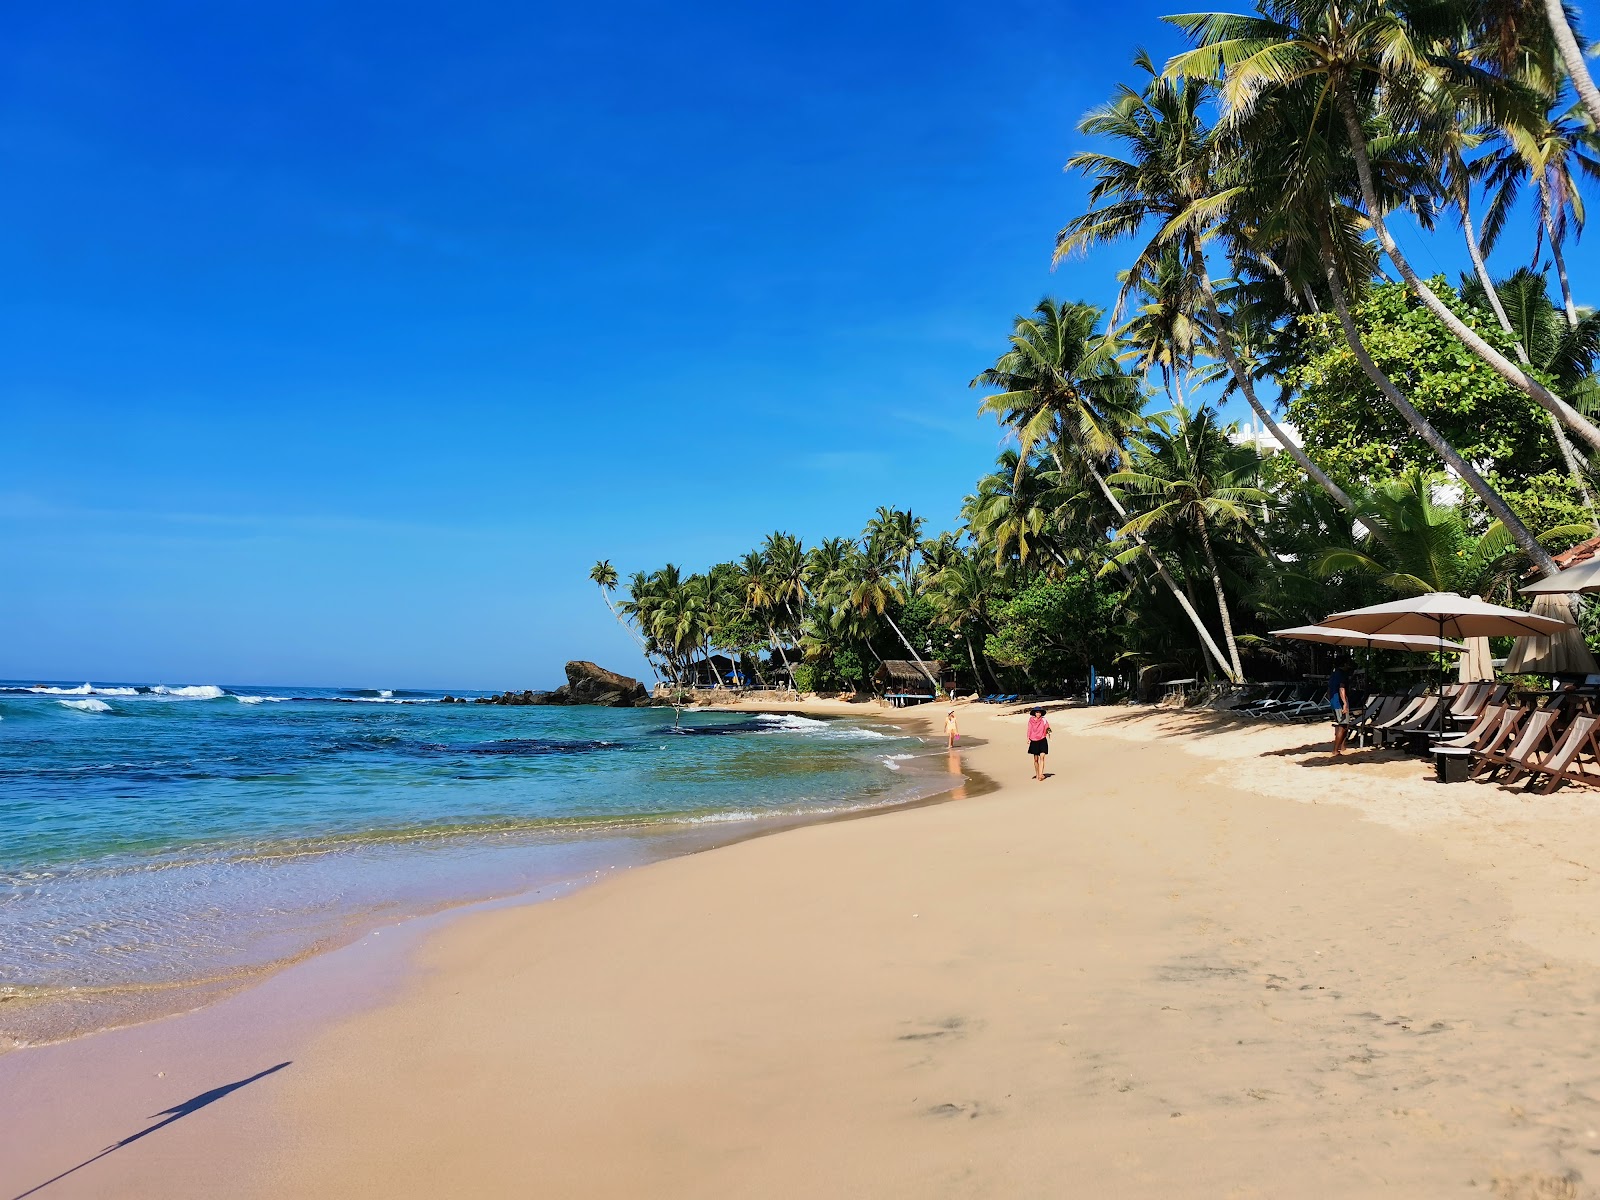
<box><xmin>1082</xmin><ymin>460</ymin><xmax>1237</xmax><ymax>678</ymax></box>
<box><xmin>1462</xmin><ymin>211</ymin><xmax>1600</xmax><ymax>530</ymax></box>
<box><xmin>963</xmin><ymin>633</ymin><xmax>984</xmax><ymax>693</ymax></box>
<box><xmin>1194</xmin><ymin>511</ymin><xmax>1245</xmax><ymax>682</ymax></box>
<box><xmin>767</xmin><ymin>625</ymin><xmax>794</xmax><ymax>691</ymax></box>
<box><xmin>1047</xmin><ymin>444</ymin><xmax>1235</xmax><ymax>677</ymax></box>
<box><xmin>1194</xmin><ymin>261</ymin><xmax>1362</xmax><ymax>520</ymax></box>
<box><xmin>1548</xmin><ymin>212</ymin><xmax>1581</xmax><ymax>329</ymax></box>
<box><xmin>601</xmin><ymin>591</ymin><xmax>661</xmax><ymax>682</ymax></box>
<box><xmin>1320</xmin><ymin>236</ymin><xmax>1560</xmax><ymax>578</ymax></box>
<box><xmin>1335</xmin><ymin>86</ymin><xmax>1600</xmax><ymax>454</ymax></box>
<box><xmin>881</xmin><ymin>609</ymin><xmax>941</xmax><ymax>693</ymax></box>
<box><xmin>1541</xmin><ymin>0</ymin><xmax>1600</xmax><ymax>132</ymax></box>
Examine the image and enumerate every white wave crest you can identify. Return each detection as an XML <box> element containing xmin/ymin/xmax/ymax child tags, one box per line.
<box><xmin>59</xmin><ymin>698</ymin><xmax>112</xmax><ymax>713</ymax></box>
<box><xmin>379</xmin><ymin>689</ymin><xmax>394</xmax><ymax>698</ymax></box>
<box><xmin>151</xmin><ymin>685</ymin><xmax>226</xmax><ymax>699</ymax></box>
<box><xmin>756</xmin><ymin>714</ymin><xmax>828</xmax><ymax>729</ymax></box>
<box><xmin>879</xmin><ymin>752</ymin><xmax>917</xmax><ymax>770</ymax></box>
<box><xmin>29</xmin><ymin>683</ymin><xmax>138</xmax><ymax>696</ymax></box>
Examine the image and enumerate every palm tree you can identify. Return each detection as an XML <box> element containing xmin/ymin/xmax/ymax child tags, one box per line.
<box><xmin>962</xmin><ymin>450</ymin><xmax>1072</xmax><ymax>574</ymax></box>
<box><xmin>1534</xmin><ymin>0</ymin><xmax>1600</xmax><ymax>134</ymax></box>
<box><xmin>589</xmin><ymin>559</ymin><xmax>658</xmax><ymax>682</ymax></box>
<box><xmin>1063</xmin><ymin>51</ymin><xmax>1361</xmax><ymax>517</ymax></box>
<box><xmin>1165</xmin><ymin>0</ymin><xmax>1600</xmax><ymax>461</ymax></box>
<box><xmin>1316</xmin><ymin>469</ymin><xmax>1587</xmax><ymax>599</ymax></box>
<box><xmin>1482</xmin><ymin>96</ymin><xmax>1600</xmax><ymax>330</ymax></box>
<box><xmin>842</xmin><ymin>534</ymin><xmax>941</xmax><ymax>693</ymax></box>
<box><xmin>929</xmin><ymin>549</ymin><xmax>1002</xmax><ymax>692</ymax></box>
<box><xmin>973</xmin><ymin>297</ymin><xmax>1237</xmax><ymax>676</ymax></box>
<box><xmin>1108</xmin><ymin>405</ymin><xmax>1268</xmax><ymax>682</ymax></box>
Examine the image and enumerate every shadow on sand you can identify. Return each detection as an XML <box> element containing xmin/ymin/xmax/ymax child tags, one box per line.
<box><xmin>10</xmin><ymin>1061</ymin><xmax>291</xmax><ymax>1200</ymax></box>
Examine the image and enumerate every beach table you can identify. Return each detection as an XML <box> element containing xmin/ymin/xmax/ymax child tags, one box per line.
<box><xmin>1162</xmin><ymin>678</ymin><xmax>1198</xmax><ymax>706</ymax></box>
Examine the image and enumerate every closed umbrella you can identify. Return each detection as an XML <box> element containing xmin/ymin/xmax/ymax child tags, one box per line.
<box><xmin>1456</xmin><ymin>637</ymin><xmax>1494</xmax><ymax>682</ymax></box>
<box><xmin>1504</xmin><ymin>592</ymin><xmax>1598</xmax><ymax>677</ymax></box>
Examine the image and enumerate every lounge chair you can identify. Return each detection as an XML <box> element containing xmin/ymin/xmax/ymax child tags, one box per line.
<box><xmin>1343</xmin><ymin>693</ymin><xmax>1407</xmax><ymax>748</ymax></box>
<box><xmin>1472</xmin><ymin>706</ymin><xmax>1559</xmax><ymax>783</ymax></box>
<box><xmin>1374</xmin><ymin>694</ymin><xmax>1442</xmax><ymax>748</ymax></box>
<box><xmin>1521</xmin><ymin>713</ymin><xmax>1600</xmax><ymax>794</ymax></box>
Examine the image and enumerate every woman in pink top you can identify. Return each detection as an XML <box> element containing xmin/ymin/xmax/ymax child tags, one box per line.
<box><xmin>1026</xmin><ymin>707</ymin><xmax>1051</xmax><ymax>781</ymax></box>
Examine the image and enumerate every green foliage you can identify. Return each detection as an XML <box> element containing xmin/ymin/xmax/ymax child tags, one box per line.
<box><xmin>790</xmin><ymin>663</ymin><xmax>816</xmax><ymax>694</ymax></box>
<box><xmin>834</xmin><ymin>647</ymin><xmax>865</xmax><ymax>687</ymax></box>
<box><xmin>985</xmin><ymin>571</ymin><xmax>1120</xmax><ymax>685</ymax></box>
<box><xmin>1287</xmin><ymin>281</ymin><xmax>1570</xmax><ymax>495</ymax></box>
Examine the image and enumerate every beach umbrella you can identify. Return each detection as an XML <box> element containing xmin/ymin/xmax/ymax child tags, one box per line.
<box><xmin>1320</xmin><ymin>594</ymin><xmax>1566</xmax><ymax>728</ymax></box>
<box><xmin>1320</xmin><ymin>593</ymin><xmax>1567</xmax><ymax>639</ymax></box>
<box><xmin>1504</xmin><ymin>592</ymin><xmax>1599</xmax><ymax>677</ymax></box>
<box><xmin>1521</xmin><ymin>558</ymin><xmax>1600</xmax><ymax>595</ymax></box>
<box><xmin>1457</xmin><ymin>637</ymin><xmax>1494</xmax><ymax>682</ymax></box>
<box><xmin>1271</xmin><ymin>625</ymin><xmax>1466</xmax><ymax>654</ymax></box>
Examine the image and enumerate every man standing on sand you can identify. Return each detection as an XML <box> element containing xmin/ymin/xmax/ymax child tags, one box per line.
<box><xmin>1329</xmin><ymin>665</ymin><xmax>1349</xmax><ymax>756</ymax></box>
<box><xmin>1026</xmin><ymin>707</ymin><xmax>1051</xmax><ymax>781</ymax></box>
<box><xmin>945</xmin><ymin>709</ymin><xmax>960</xmax><ymax>748</ymax></box>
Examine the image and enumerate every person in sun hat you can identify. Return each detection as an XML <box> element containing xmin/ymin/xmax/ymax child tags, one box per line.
<box><xmin>1026</xmin><ymin>706</ymin><xmax>1051</xmax><ymax>781</ymax></box>
<box><xmin>945</xmin><ymin>708</ymin><xmax>960</xmax><ymax>748</ymax></box>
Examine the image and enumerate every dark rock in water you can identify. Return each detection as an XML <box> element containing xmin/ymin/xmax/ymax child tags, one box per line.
<box><xmin>561</xmin><ymin>661</ymin><xmax>648</xmax><ymax>707</ymax></box>
<box><xmin>468</xmin><ymin>663</ymin><xmax>646</xmax><ymax>707</ymax></box>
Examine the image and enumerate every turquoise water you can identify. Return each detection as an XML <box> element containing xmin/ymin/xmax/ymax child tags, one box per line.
<box><xmin>0</xmin><ymin>681</ymin><xmax>950</xmax><ymax>1041</ymax></box>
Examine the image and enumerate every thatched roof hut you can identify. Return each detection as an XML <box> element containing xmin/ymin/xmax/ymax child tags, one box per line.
<box><xmin>873</xmin><ymin>660</ymin><xmax>943</xmax><ymax>691</ymax></box>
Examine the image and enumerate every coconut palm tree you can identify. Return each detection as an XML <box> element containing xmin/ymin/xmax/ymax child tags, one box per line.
<box><xmin>1108</xmin><ymin>405</ymin><xmax>1269</xmax><ymax>682</ymax></box>
<box><xmin>841</xmin><ymin>534</ymin><xmax>941</xmax><ymax>693</ymax></box>
<box><xmin>973</xmin><ymin>297</ymin><xmax>1237</xmax><ymax>676</ymax></box>
<box><xmin>589</xmin><ymin>559</ymin><xmax>658</xmax><ymax>681</ymax></box>
<box><xmin>1165</xmin><ymin>0</ymin><xmax>1600</xmax><ymax>461</ymax></box>
<box><xmin>1063</xmin><ymin>51</ymin><xmax>1360</xmax><ymax>517</ymax></box>
<box><xmin>929</xmin><ymin>549</ymin><xmax>1002</xmax><ymax>692</ymax></box>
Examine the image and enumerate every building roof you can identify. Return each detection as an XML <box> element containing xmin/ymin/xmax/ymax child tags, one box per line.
<box><xmin>873</xmin><ymin>659</ymin><xmax>944</xmax><ymax>685</ymax></box>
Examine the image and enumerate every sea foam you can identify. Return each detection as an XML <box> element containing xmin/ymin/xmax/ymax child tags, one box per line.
<box><xmin>59</xmin><ymin>699</ymin><xmax>112</xmax><ymax>713</ymax></box>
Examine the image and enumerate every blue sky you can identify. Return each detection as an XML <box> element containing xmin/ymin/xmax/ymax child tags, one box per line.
<box><xmin>3</xmin><ymin>1</ymin><xmax>1594</xmax><ymax>689</ymax></box>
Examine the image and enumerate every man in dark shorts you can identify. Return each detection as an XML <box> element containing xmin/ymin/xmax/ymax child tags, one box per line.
<box><xmin>1329</xmin><ymin>666</ymin><xmax>1349</xmax><ymax>756</ymax></box>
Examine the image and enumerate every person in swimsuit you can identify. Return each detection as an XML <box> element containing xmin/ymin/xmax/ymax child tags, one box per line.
<box><xmin>1026</xmin><ymin>707</ymin><xmax>1051</xmax><ymax>781</ymax></box>
<box><xmin>945</xmin><ymin>709</ymin><xmax>960</xmax><ymax>748</ymax></box>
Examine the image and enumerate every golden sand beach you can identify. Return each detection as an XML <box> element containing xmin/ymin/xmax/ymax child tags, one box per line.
<box><xmin>6</xmin><ymin>699</ymin><xmax>1600</xmax><ymax>1199</ymax></box>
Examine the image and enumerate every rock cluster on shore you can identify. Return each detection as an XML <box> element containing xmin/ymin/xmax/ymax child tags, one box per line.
<box><xmin>447</xmin><ymin>660</ymin><xmax>650</xmax><ymax>707</ymax></box>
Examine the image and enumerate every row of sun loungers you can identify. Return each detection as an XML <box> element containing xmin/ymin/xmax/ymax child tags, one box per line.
<box><xmin>1221</xmin><ymin>682</ymin><xmax>1331</xmax><ymax>723</ymax></box>
<box><xmin>1344</xmin><ymin>682</ymin><xmax>1600</xmax><ymax>793</ymax></box>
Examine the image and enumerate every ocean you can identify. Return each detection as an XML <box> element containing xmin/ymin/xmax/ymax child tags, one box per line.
<box><xmin>0</xmin><ymin>680</ymin><xmax>957</xmax><ymax>1047</ymax></box>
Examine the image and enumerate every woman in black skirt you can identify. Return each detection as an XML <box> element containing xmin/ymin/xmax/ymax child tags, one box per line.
<box><xmin>1026</xmin><ymin>706</ymin><xmax>1051</xmax><ymax>781</ymax></box>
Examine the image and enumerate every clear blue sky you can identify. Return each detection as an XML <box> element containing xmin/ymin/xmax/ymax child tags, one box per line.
<box><xmin>3</xmin><ymin>1</ymin><xmax>1593</xmax><ymax>689</ymax></box>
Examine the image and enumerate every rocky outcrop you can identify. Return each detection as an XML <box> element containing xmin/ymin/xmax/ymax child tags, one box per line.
<box><xmin>473</xmin><ymin>662</ymin><xmax>648</xmax><ymax>707</ymax></box>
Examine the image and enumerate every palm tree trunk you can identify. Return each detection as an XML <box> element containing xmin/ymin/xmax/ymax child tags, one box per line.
<box><xmin>1320</xmin><ymin>235</ymin><xmax>1561</xmax><ymax>578</ymax></box>
<box><xmin>963</xmin><ymin>634</ymin><xmax>983</xmax><ymax>693</ymax></box>
<box><xmin>767</xmin><ymin>626</ymin><xmax>793</xmax><ymax>691</ymax></box>
<box><xmin>1548</xmin><ymin>213</ymin><xmax>1581</xmax><ymax>329</ymax></box>
<box><xmin>1082</xmin><ymin>460</ymin><xmax>1236</xmax><ymax>677</ymax></box>
<box><xmin>1462</xmin><ymin>212</ymin><xmax>1600</xmax><ymax>529</ymax></box>
<box><xmin>1334</xmin><ymin>85</ymin><xmax>1600</xmax><ymax>454</ymax></box>
<box><xmin>882</xmin><ymin>610</ymin><xmax>941</xmax><ymax>693</ymax></box>
<box><xmin>1194</xmin><ymin>271</ymin><xmax>1362</xmax><ymax>518</ymax></box>
<box><xmin>1541</xmin><ymin>0</ymin><xmax>1600</xmax><ymax>131</ymax></box>
<box><xmin>1194</xmin><ymin>511</ymin><xmax>1245</xmax><ymax>682</ymax></box>
<box><xmin>601</xmin><ymin>591</ymin><xmax>661</xmax><ymax>682</ymax></box>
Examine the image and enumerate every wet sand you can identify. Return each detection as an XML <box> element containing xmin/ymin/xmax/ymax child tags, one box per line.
<box><xmin>6</xmin><ymin>700</ymin><xmax>1600</xmax><ymax>1198</ymax></box>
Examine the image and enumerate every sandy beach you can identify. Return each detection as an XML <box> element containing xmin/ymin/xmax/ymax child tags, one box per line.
<box><xmin>7</xmin><ymin>699</ymin><xmax>1600</xmax><ymax>1199</ymax></box>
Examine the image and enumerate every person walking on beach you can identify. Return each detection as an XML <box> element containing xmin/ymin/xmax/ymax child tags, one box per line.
<box><xmin>1026</xmin><ymin>707</ymin><xmax>1051</xmax><ymax>781</ymax></box>
<box><xmin>1328</xmin><ymin>666</ymin><xmax>1349</xmax><ymax>756</ymax></box>
<box><xmin>945</xmin><ymin>708</ymin><xmax>960</xmax><ymax>748</ymax></box>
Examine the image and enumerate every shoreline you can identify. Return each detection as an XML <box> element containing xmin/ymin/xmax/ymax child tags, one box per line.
<box><xmin>8</xmin><ymin>700</ymin><xmax>1600</xmax><ymax>1197</ymax></box>
<box><xmin>1</xmin><ymin>705</ymin><xmax>958</xmax><ymax>1052</ymax></box>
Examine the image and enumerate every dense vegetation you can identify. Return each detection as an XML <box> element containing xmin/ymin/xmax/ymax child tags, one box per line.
<box><xmin>593</xmin><ymin>0</ymin><xmax>1600</xmax><ymax>695</ymax></box>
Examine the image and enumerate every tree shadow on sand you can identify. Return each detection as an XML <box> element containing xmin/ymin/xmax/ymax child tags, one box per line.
<box><xmin>11</xmin><ymin>1061</ymin><xmax>290</xmax><ymax>1200</ymax></box>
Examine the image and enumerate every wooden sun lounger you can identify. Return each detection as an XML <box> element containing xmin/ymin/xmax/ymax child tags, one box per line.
<box><xmin>1521</xmin><ymin>713</ymin><xmax>1600</xmax><ymax>794</ymax></box>
<box><xmin>1345</xmin><ymin>694</ymin><xmax>1407</xmax><ymax>747</ymax></box>
<box><xmin>1377</xmin><ymin>695</ymin><xmax>1444</xmax><ymax>748</ymax></box>
<box><xmin>1449</xmin><ymin>682</ymin><xmax>1491</xmax><ymax>718</ymax></box>
<box><xmin>1472</xmin><ymin>707</ymin><xmax>1559</xmax><ymax>783</ymax></box>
